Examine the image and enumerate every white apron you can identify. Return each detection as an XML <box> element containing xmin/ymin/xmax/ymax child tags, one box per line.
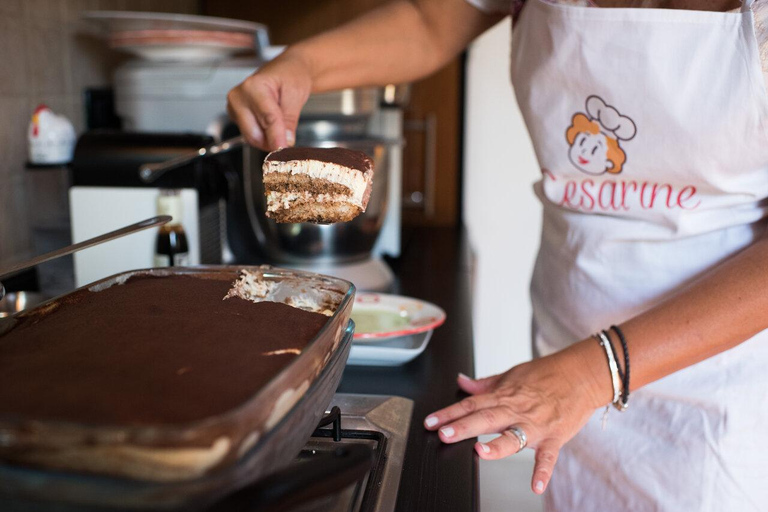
<box><xmin>508</xmin><ymin>0</ymin><xmax>768</xmax><ymax>509</ymax></box>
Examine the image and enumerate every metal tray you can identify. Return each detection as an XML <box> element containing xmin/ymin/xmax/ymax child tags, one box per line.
<box><xmin>0</xmin><ymin>266</ymin><xmax>355</xmax><ymax>504</ymax></box>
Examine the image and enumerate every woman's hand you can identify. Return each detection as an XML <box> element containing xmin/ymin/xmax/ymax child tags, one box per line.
<box><xmin>227</xmin><ymin>51</ymin><xmax>313</xmax><ymax>151</ymax></box>
<box><xmin>424</xmin><ymin>349</ymin><xmax>607</xmax><ymax>495</ymax></box>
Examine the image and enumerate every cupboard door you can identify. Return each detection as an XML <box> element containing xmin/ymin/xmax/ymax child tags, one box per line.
<box><xmin>400</xmin><ymin>59</ymin><xmax>461</xmax><ymax>227</ymax></box>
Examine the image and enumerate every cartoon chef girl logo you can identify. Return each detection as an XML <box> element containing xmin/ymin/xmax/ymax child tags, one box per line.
<box><xmin>565</xmin><ymin>95</ymin><xmax>636</xmax><ymax>175</ymax></box>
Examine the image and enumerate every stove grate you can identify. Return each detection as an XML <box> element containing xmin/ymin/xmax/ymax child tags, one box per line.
<box><xmin>305</xmin><ymin>408</ymin><xmax>389</xmax><ymax>512</ymax></box>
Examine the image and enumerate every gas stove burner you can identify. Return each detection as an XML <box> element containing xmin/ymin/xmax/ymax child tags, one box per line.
<box><xmin>302</xmin><ymin>394</ymin><xmax>413</xmax><ymax>512</ymax></box>
<box><xmin>212</xmin><ymin>394</ymin><xmax>412</xmax><ymax>512</ymax></box>
<box><xmin>300</xmin><ymin>425</ymin><xmax>387</xmax><ymax>511</ymax></box>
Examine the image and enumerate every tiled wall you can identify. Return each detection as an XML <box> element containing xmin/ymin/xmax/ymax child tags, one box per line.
<box><xmin>0</xmin><ymin>0</ymin><xmax>200</xmax><ymax>268</ymax></box>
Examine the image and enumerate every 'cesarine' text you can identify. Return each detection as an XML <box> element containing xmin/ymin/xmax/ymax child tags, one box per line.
<box><xmin>542</xmin><ymin>170</ymin><xmax>701</xmax><ymax>212</ymax></box>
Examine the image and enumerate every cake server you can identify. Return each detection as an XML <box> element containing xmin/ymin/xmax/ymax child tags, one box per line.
<box><xmin>0</xmin><ymin>215</ymin><xmax>171</xmax><ymax>301</ymax></box>
<box><xmin>138</xmin><ymin>135</ymin><xmax>245</xmax><ymax>183</ymax></box>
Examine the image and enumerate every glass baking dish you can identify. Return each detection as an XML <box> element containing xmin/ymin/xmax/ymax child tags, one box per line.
<box><xmin>0</xmin><ymin>266</ymin><xmax>355</xmax><ymax>509</ymax></box>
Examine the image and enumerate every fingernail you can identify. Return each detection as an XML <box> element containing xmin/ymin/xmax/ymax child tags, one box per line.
<box><xmin>250</xmin><ymin>127</ymin><xmax>263</xmax><ymax>143</ymax></box>
<box><xmin>440</xmin><ymin>426</ymin><xmax>455</xmax><ymax>438</ymax></box>
<box><xmin>479</xmin><ymin>443</ymin><xmax>491</xmax><ymax>454</ymax></box>
<box><xmin>285</xmin><ymin>129</ymin><xmax>295</xmax><ymax>146</ymax></box>
<box><xmin>425</xmin><ymin>416</ymin><xmax>438</xmax><ymax>428</ymax></box>
<box><xmin>535</xmin><ymin>481</ymin><xmax>544</xmax><ymax>493</ymax></box>
<box><xmin>458</xmin><ymin>372</ymin><xmax>472</xmax><ymax>381</ymax></box>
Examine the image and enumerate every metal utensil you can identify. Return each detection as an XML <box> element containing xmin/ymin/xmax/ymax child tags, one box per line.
<box><xmin>138</xmin><ymin>135</ymin><xmax>245</xmax><ymax>183</ymax></box>
<box><xmin>0</xmin><ymin>216</ymin><xmax>171</xmax><ymax>301</ymax></box>
<box><xmin>0</xmin><ymin>292</ymin><xmax>49</xmax><ymax>319</ymax></box>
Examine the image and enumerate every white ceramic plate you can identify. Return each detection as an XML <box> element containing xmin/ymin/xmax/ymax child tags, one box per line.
<box><xmin>113</xmin><ymin>43</ymin><xmax>249</xmax><ymax>62</ymax></box>
<box><xmin>82</xmin><ymin>11</ymin><xmax>265</xmax><ymax>62</ymax></box>
<box><xmin>350</xmin><ymin>292</ymin><xmax>446</xmax><ymax>342</ymax></box>
<box><xmin>82</xmin><ymin>11</ymin><xmax>265</xmax><ymax>35</ymax></box>
<box><xmin>347</xmin><ymin>331</ymin><xmax>433</xmax><ymax>367</ymax></box>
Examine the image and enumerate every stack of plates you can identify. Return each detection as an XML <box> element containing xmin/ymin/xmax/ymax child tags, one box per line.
<box><xmin>348</xmin><ymin>293</ymin><xmax>446</xmax><ymax>366</ymax></box>
<box><xmin>82</xmin><ymin>11</ymin><xmax>267</xmax><ymax>62</ymax></box>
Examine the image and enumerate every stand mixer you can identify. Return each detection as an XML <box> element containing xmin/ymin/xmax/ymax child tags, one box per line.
<box><xmin>240</xmin><ymin>134</ymin><xmax>397</xmax><ymax>291</ymax></box>
<box><xmin>138</xmin><ymin>121</ymin><xmax>401</xmax><ymax>292</ymax></box>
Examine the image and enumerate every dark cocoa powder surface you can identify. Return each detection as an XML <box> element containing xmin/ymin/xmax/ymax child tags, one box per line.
<box><xmin>0</xmin><ymin>275</ymin><xmax>328</xmax><ymax>426</ymax></box>
<box><xmin>265</xmin><ymin>147</ymin><xmax>372</xmax><ymax>173</ymax></box>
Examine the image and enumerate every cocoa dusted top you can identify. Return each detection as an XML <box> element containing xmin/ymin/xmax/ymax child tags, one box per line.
<box><xmin>265</xmin><ymin>147</ymin><xmax>373</xmax><ymax>173</ymax></box>
<box><xmin>0</xmin><ymin>275</ymin><xmax>327</xmax><ymax>426</ymax></box>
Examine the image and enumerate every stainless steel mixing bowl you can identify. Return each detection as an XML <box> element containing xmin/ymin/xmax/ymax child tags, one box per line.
<box><xmin>243</xmin><ymin>138</ymin><xmax>391</xmax><ymax>265</ymax></box>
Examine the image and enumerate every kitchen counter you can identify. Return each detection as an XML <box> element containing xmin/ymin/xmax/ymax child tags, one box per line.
<box><xmin>338</xmin><ymin>226</ymin><xmax>478</xmax><ymax>512</ymax></box>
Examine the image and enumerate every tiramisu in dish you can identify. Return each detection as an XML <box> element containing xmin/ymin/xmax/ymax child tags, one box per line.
<box><xmin>0</xmin><ymin>274</ymin><xmax>327</xmax><ymax>426</ymax></box>
<box><xmin>262</xmin><ymin>147</ymin><xmax>374</xmax><ymax>223</ymax></box>
<box><xmin>0</xmin><ymin>268</ymin><xmax>351</xmax><ymax>483</ymax></box>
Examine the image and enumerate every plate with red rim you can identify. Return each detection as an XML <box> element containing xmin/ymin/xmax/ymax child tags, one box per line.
<box><xmin>350</xmin><ymin>292</ymin><xmax>446</xmax><ymax>342</ymax></box>
<box><xmin>81</xmin><ymin>11</ymin><xmax>265</xmax><ymax>62</ymax></box>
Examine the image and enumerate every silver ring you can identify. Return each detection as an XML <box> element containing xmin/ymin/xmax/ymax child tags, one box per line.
<box><xmin>505</xmin><ymin>426</ymin><xmax>527</xmax><ymax>453</ymax></box>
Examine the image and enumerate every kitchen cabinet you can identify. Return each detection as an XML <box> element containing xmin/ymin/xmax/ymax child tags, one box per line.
<box><xmin>203</xmin><ymin>0</ymin><xmax>463</xmax><ymax>226</ymax></box>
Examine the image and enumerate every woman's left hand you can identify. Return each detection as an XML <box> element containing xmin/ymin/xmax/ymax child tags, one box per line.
<box><xmin>423</xmin><ymin>348</ymin><xmax>606</xmax><ymax>495</ymax></box>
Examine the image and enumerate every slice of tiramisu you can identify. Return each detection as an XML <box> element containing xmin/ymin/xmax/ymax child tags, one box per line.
<box><xmin>262</xmin><ymin>147</ymin><xmax>374</xmax><ymax>224</ymax></box>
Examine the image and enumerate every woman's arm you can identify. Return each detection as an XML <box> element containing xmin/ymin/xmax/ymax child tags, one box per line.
<box><xmin>288</xmin><ymin>0</ymin><xmax>501</xmax><ymax>91</ymax></box>
<box><xmin>227</xmin><ymin>0</ymin><xmax>503</xmax><ymax>150</ymax></box>
<box><xmin>609</xmin><ymin>234</ymin><xmax>768</xmax><ymax>388</ymax></box>
<box><xmin>424</xmin><ymin>233</ymin><xmax>768</xmax><ymax>494</ymax></box>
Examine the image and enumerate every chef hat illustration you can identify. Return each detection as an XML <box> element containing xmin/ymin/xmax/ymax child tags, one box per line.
<box><xmin>585</xmin><ymin>95</ymin><xmax>636</xmax><ymax>141</ymax></box>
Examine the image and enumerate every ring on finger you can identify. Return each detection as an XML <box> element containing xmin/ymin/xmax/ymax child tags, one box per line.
<box><xmin>505</xmin><ymin>426</ymin><xmax>527</xmax><ymax>453</ymax></box>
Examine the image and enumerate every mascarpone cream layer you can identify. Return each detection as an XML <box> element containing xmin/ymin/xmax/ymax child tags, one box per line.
<box><xmin>263</xmin><ymin>159</ymin><xmax>368</xmax><ymax>206</ymax></box>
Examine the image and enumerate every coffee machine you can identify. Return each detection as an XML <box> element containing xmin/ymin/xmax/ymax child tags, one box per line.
<box><xmin>68</xmin><ymin>132</ymin><xmax>228</xmax><ymax>287</ymax></box>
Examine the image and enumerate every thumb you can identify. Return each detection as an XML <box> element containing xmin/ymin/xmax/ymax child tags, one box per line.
<box><xmin>457</xmin><ymin>372</ymin><xmax>502</xmax><ymax>395</ymax></box>
<box><xmin>532</xmin><ymin>440</ymin><xmax>560</xmax><ymax>495</ymax></box>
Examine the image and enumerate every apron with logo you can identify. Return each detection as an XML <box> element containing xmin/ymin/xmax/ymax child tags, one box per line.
<box><xmin>509</xmin><ymin>0</ymin><xmax>768</xmax><ymax>509</ymax></box>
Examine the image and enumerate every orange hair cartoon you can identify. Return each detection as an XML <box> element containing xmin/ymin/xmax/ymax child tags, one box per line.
<box><xmin>565</xmin><ymin>96</ymin><xmax>636</xmax><ymax>176</ymax></box>
<box><xmin>566</xmin><ymin>114</ymin><xmax>626</xmax><ymax>174</ymax></box>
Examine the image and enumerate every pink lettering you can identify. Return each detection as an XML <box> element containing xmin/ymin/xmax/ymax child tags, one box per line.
<box><xmin>677</xmin><ymin>186</ymin><xmax>701</xmax><ymax>210</ymax></box>
<box><xmin>650</xmin><ymin>184</ymin><xmax>674</xmax><ymax>209</ymax></box>
<box><xmin>620</xmin><ymin>181</ymin><xmax>636</xmax><ymax>211</ymax></box>
<box><xmin>559</xmin><ymin>181</ymin><xmax>578</xmax><ymax>208</ymax></box>
<box><xmin>639</xmin><ymin>182</ymin><xmax>650</xmax><ymax>209</ymax></box>
<box><xmin>580</xmin><ymin>179</ymin><xmax>595</xmax><ymax>210</ymax></box>
<box><xmin>598</xmin><ymin>181</ymin><xmax>621</xmax><ymax>211</ymax></box>
<box><xmin>549</xmin><ymin>175</ymin><xmax>702</xmax><ymax>212</ymax></box>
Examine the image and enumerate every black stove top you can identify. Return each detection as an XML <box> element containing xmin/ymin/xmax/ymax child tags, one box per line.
<box><xmin>293</xmin><ymin>394</ymin><xmax>412</xmax><ymax>512</ymax></box>
<box><xmin>208</xmin><ymin>394</ymin><xmax>413</xmax><ymax>512</ymax></box>
<box><xmin>291</xmin><ymin>429</ymin><xmax>385</xmax><ymax>512</ymax></box>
